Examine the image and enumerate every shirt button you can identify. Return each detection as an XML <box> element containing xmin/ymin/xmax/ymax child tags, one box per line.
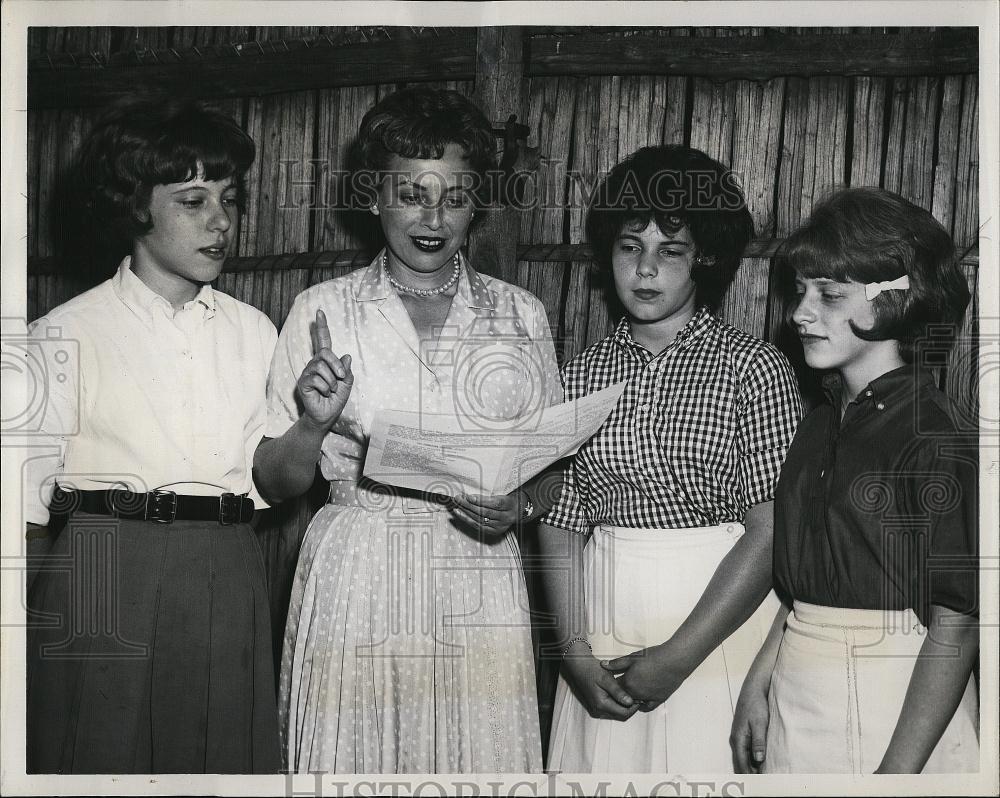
<box><xmin>865</xmin><ymin>390</ymin><xmax>872</xmax><ymax>397</ymax></box>
<box><xmin>876</xmin><ymin>402</ymin><xmax>885</xmax><ymax>410</ymax></box>
<box><xmin>820</xmin><ymin>469</ymin><xmax>825</xmax><ymax>478</ymax></box>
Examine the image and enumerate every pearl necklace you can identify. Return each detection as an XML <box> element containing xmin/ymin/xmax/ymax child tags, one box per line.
<box><xmin>384</xmin><ymin>251</ymin><xmax>461</xmax><ymax>297</ymax></box>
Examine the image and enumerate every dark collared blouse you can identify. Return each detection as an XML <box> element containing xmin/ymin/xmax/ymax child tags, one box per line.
<box><xmin>773</xmin><ymin>365</ymin><xmax>978</xmax><ymax>624</ymax></box>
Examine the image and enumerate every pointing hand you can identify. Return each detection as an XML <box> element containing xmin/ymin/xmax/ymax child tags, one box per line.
<box><xmin>296</xmin><ymin>309</ymin><xmax>354</xmax><ymax>430</ymax></box>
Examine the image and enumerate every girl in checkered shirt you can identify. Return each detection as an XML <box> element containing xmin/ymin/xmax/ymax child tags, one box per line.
<box><xmin>730</xmin><ymin>188</ymin><xmax>978</xmax><ymax>774</ymax></box>
<box><xmin>539</xmin><ymin>145</ymin><xmax>802</xmax><ymax>773</ymax></box>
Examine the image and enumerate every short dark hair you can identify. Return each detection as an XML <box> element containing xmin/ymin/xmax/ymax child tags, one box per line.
<box><xmin>775</xmin><ymin>187</ymin><xmax>970</xmax><ymax>362</ymax></box>
<box><xmin>352</xmin><ymin>86</ymin><xmax>497</xmax><ymax>207</ymax></box>
<box><xmin>585</xmin><ymin>145</ymin><xmax>754</xmax><ymax>312</ymax></box>
<box><xmin>74</xmin><ymin>96</ymin><xmax>255</xmax><ymax>250</ymax></box>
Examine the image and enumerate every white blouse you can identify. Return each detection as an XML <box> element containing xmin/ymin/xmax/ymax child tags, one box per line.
<box><xmin>265</xmin><ymin>252</ymin><xmax>562</xmax><ymax>505</ymax></box>
<box><xmin>23</xmin><ymin>257</ymin><xmax>277</xmax><ymax>525</ymax></box>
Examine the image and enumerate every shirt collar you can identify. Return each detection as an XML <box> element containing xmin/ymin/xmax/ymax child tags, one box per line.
<box><xmin>821</xmin><ymin>363</ymin><xmax>931</xmax><ymax>409</ymax></box>
<box><xmin>612</xmin><ymin>305</ymin><xmax>715</xmax><ymax>354</ymax></box>
<box><xmin>112</xmin><ymin>256</ymin><xmax>216</xmax><ymax>326</ymax></box>
<box><xmin>353</xmin><ymin>249</ymin><xmax>495</xmax><ymax>310</ymax></box>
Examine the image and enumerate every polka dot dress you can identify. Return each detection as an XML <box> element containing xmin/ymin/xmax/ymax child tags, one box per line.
<box><xmin>266</xmin><ymin>254</ymin><xmax>562</xmax><ymax>773</ymax></box>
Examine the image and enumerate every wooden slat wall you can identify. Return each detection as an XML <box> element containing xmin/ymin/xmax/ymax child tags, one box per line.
<box><xmin>23</xmin><ymin>25</ymin><xmax>982</xmax><ymax>422</ymax></box>
<box><xmin>24</xmin><ymin>25</ymin><xmax>981</xmax><ymax>403</ymax></box>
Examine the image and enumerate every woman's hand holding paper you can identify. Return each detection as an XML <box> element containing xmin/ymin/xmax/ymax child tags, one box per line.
<box><xmin>450</xmin><ymin>490</ymin><xmax>525</xmax><ymax>535</ymax></box>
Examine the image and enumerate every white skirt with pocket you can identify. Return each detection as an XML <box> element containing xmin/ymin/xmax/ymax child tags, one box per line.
<box><xmin>762</xmin><ymin>601</ymin><xmax>979</xmax><ymax>774</ymax></box>
<box><xmin>547</xmin><ymin>522</ymin><xmax>780</xmax><ymax>773</ymax></box>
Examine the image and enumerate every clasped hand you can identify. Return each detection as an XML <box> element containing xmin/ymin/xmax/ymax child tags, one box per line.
<box><xmin>599</xmin><ymin>642</ymin><xmax>691</xmax><ymax>712</ymax></box>
<box><xmin>560</xmin><ymin>640</ymin><xmax>691</xmax><ymax>722</ymax></box>
<box><xmin>298</xmin><ymin>309</ymin><xmax>354</xmax><ymax>430</ymax></box>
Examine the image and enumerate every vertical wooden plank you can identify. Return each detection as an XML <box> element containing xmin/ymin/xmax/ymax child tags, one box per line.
<box><xmin>663</xmin><ymin>29</ymin><xmax>690</xmax><ymax>146</ymax></box>
<box><xmin>37</xmin><ymin>274</ymin><xmax>52</xmax><ymax>320</ymax></box>
<box><xmin>213</xmin><ymin>270</ymin><xmax>237</xmax><ymax>300</ymax></box>
<box><xmin>663</xmin><ymin>75</ymin><xmax>687</xmax><ymax>146</ymax></box>
<box><xmin>36</xmin><ymin>110</ymin><xmax>96</xmax><ymax>260</ymax></box>
<box><xmin>731</xmin><ymin>78</ymin><xmax>784</xmax><ymax>239</ymax></box>
<box><xmin>27</xmin><ymin>27</ymin><xmax>49</xmax><ymax>56</ymax></box>
<box><xmin>770</xmin><ymin>74</ymin><xmax>809</xmax><ymax>358</ymax></box>
<box><xmin>775</xmin><ymin>77</ymin><xmax>809</xmax><ymax>237</ymax></box>
<box><xmin>239</xmin><ymin>91</ymin><xmax>315</xmax><ymax>260</ymax></box>
<box><xmin>519</xmin><ymin>76</ymin><xmax>575</xmax><ymax>344</ymax></box>
<box><xmin>618</xmin><ymin>75</ymin><xmax>668</xmax><ymax>154</ymax></box>
<box><xmin>899</xmin><ymin>76</ymin><xmax>939</xmax><ymax>210</ymax></box>
<box><xmin>850</xmin><ymin>76</ymin><xmax>887</xmax><ymax>187</ymax></box>
<box><xmin>60</xmin><ymin>27</ymin><xmax>112</xmax><ymax>54</ymax></box>
<box><xmin>931</xmin><ymin>75</ymin><xmax>963</xmax><ymax>234</ymax></box>
<box><xmin>27</xmin><ymin>111</ymin><xmax>41</xmax><ymax>258</ymax></box>
<box><xmin>208</xmin><ymin>27</ymin><xmax>253</xmax><ymax>46</ymax></box>
<box><xmin>42</xmin><ymin>28</ymin><xmax>66</xmax><ymax>53</ymax></box>
<box><xmin>882</xmin><ymin>76</ymin><xmax>909</xmax><ymax>195</ymax></box>
<box><xmin>27</xmin><ymin>274</ymin><xmax>39</xmax><ymax>323</ymax></box>
<box><xmin>565</xmin><ymin>71</ymin><xmax>674</xmax><ymax>359</ymax></box>
<box><xmin>170</xmin><ymin>27</ymin><xmax>202</xmax><ymax>49</ymax></box>
<box><xmin>238</xmin><ymin>97</ymin><xmax>265</xmax><ymax>258</ymax></box>
<box><xmin>690</xmin><ymin>28</ymin><xmax>751</xmax><ymax>166</ymax></box>
<box><xmin>469</xmin><ymin>26</ymin><xmax>526</xmax><ymax>285</ymax></box>
<box><xmin>728</xmin><ymin>78</ymin><xmax>784</xmax><ymax>340</ymax></box>
<box><xmin>130</xmin><ymin>27</ymin><xmax>173</xmax><ymax>50</ymax></box>
<box><xmin>35</xmin><ymin>110</ymin><xmax>62</xmax><ymax>259</ymax></box>
<box><xmin>268</xmin><ymin>26</ymin><xmax>323</xmax><ymax>41</ymax></box>
<box><xmin>563</xmin><ymin>77</ymin><xmax>601</xmax><ymax>363</ymax></box>
<box><xmin>689</xmin><ymin>79</ymin><xmax>736</xmax><ymax>165</ymax></box>
<box><xmin>800</xmin><ymin>76</ymin><xmax>849</xmax><ymax>217</ymax></box>
<box><xmin>313</xmin><ymin>85</ymin><xmax>379</xmax><ymax>253</ymax></box>
<box><xmin>274</xmin><ymin>92</ymin><xmax>316</xmax><ymax>256</ymax></box>
<box><xmin>583</xmin><ymin>75</ymin><xmax>624</xmax><ymax>349</ymax></box>
<box><xmin>721</xmin><ymin>258</ymin><xmax>770</xmax><ymax>339</ymax></box>
<box><xmin>953</xmin><ymin>74</ymin><xmax>979</xmax><ymax>249</ymax></box>
<box><xmin>113</xmin><ymin>28</ymin><xmax>139</xmax><ymax>53</ymax></box>
<box><xmin>278</xmin><ymin>267</ymin><xmax>310</xmax><ymax>330</ymax></box>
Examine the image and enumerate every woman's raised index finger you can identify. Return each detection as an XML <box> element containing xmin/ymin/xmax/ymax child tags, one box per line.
<box><xmin>314</xmin><ymin>309</ymin><xmax>334</xmax><ymax>353</ymax></box>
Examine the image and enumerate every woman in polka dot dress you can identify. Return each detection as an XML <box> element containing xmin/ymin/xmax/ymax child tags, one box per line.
<box><xmin>254</xmin><ymin>87</ymin><xmax>562</xmax><ymax>773</ymax></box>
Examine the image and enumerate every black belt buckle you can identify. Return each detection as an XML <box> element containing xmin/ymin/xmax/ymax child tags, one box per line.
<box><xmin>219</xmin><ymin>492</ymin><xmax>242</xmax><ymax>525</ymax></box>
<box><xmin>145</xmin><ymin>490</ymin><xmax>178</xmax><ymax>523</ymax></box>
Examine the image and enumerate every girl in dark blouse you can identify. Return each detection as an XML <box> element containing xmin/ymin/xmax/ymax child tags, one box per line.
<box><xmin>730</xmin><ymin>188</ymin><xmax>979</xmax><ymax>774</ymax></box>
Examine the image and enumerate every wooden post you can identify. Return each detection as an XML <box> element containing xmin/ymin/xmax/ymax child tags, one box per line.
<box><xmin>468</xmin><ymin>27</ymin><xmax>526</xmax><ymax>284</ymax></box>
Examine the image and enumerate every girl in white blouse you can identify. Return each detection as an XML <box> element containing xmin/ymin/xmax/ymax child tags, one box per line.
<box><xmin>25</xmin><ymin>98</ymin><xmax>281</xmax><ymax>773</ymax></box>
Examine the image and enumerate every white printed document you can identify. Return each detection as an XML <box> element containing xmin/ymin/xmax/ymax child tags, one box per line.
<box><xmin>362</xmin><ymin>381</ymin><xmax>628</xmax><ymax>496</ymax></box>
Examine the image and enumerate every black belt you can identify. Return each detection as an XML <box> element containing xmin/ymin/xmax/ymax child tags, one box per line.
<box><xmin>51</xmin><ymin>486</ymin><xmax>255</xmax><ymax>525</ymax></box>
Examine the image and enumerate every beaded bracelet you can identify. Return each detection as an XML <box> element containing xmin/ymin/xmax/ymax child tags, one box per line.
<box><xmin>560</xmin><ymin>636</ymin><xmax>592</xmax><ymax>658</ymax></box>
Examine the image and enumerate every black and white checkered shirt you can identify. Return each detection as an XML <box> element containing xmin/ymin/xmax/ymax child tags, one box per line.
<box><xmin>545</xmin><ymin>307</ymin><xmax>802</xmax><ymax>533</ymax></box>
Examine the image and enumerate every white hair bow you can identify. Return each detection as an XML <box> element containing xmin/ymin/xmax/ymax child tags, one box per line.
<box><xmin>864</xmin><ymin>275</ymin><xmax>910</xmax><ymax>301</ymax></box>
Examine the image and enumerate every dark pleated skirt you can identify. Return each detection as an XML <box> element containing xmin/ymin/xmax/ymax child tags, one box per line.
<box><xmin>26</xmin><ymin>512</ymin><xmax>281</xmax><ymax>774</ymax></box>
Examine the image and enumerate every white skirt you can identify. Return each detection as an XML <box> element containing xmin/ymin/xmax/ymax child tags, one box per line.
<box><xmin>546</xmin><ymin>522</ymin><xmax>780</xmax><ymax>773</ymax></box>
<box><xmin>763</xmin><ymin>601</ymin><xmax>979</xmax><ymax>774</ymax></box>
